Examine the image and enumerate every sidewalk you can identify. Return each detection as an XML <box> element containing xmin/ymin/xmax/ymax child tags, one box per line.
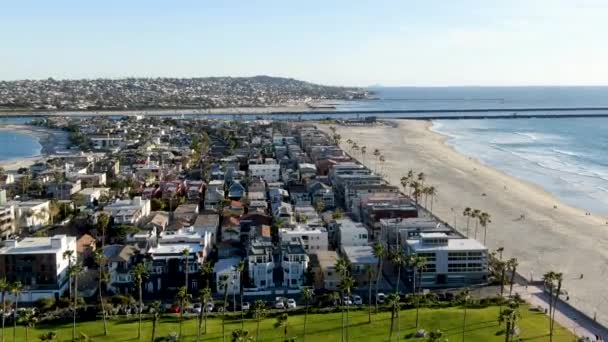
<box><xmin>513</xmin><ymin>284</ymin><xmax>608</xmax><ymax>341</ymax></box>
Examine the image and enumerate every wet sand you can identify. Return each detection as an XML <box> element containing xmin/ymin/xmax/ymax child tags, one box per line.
<box><xmin>0</xmin><ymin>124</ymin><xmax>70</xmax><ymax>170</ymax></box>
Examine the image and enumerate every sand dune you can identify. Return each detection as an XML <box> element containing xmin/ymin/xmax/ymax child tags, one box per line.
<box><xmin>325</xmin><ymin>120</ymin><xmax>608</xmax><ymax>326</ymax></box>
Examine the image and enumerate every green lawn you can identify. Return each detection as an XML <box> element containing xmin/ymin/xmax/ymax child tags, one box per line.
<box><xmin>5</xmin><ymin>305</ymin><xmax>575</xmax><ymax>341</ymax></box>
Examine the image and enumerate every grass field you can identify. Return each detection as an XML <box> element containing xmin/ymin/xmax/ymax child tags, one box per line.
<box><xmin>4</xmin><ymin>304</ymin><xmax>574</xmax><ymax>341</ymax></box>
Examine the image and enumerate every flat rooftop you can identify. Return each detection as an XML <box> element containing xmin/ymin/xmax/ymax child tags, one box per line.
<box><xmin>0</xmin><ymin>235</ymin><xmax>75</xmax><ymax>255</ymax></box>
<box><xmin>407</xmin><ymin>238</ymin><xmax>487</xmax><ymax>251</ymax></box>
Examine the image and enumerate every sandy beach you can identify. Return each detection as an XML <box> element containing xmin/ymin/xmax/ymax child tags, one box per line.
<box><xmin>0</xmin><ymin>124</ymin><xmax>70</xmax><ymax>170</ymax></box>
<box><xmin>324</xmin><ymin>120</ymin><xmax>608</xmax><ymax>327</ymax></box>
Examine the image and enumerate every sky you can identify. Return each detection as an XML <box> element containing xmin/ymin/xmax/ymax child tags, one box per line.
<box><xmin>2</xmin><ymin>0</ymin><xmax>608</xmax><ymax>86</ymax></box>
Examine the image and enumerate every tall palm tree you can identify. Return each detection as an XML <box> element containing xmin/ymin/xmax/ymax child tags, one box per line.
<box><xmin>479</xmin><ymin>212</ymin><xmax>492</xmax><ymax>245</ymax></box>
<box><xmin>339</xmin><ymin>275</ymin><xmax>355</xmax><ymax>342</ymax></box>
<box><xmin>62</xmin><ymin>250</ymin><xmax>74</xmax><ymax>299</ymax></box>
<box><xmin>97</xmin><ymin>212</ymin><xmax>110</xmax><ymax>248</ymax></box>
<box><xmin>252</xmin><ymin>300</ymin><xmax>266</xmax><ymax>342</ymax></box>
<box><xmin>507</xmin><ymin>258</ymin><xmax>518</xmax><ymax>297</ymax></box>
<box><xmin>149</xmin><ymin>301</ymin><xmax>162</xmax><ymax>342</ymax></box>
<box><xmin>458</xmin><ymin>288</ymin><xmax>471</xmax><ymax>342</ymax></box>
<box><xmin>373</xmin><ymin>149</ymin><xmax>381</xmax><ymax>172</ymax></box>
<box><xmin>400</xmin><ymin>176</ymin><xmax>409</xmax><ymax>195</ymax></box>
<box><xmin>335</xmin><ymin>257</ymin><xmax>351</xmax><ymax>342</ymax></box>
<box><xmin>220</xmin><ymin>274</ymin><xmax>230</xmax><ymax>342</ymax></box>
<box><xmin>391</xmin><ymin>250</ymin><xmax>407</xmax><ymax>294</ymax></box>
<box><xmin>200</xmin><ymin>261</ymin><xmax>214</xmax><ymax>288</ymax></box>
<box><xmin>386</xmin><ymin>293</ymin><xmax>400</xmax><ymax>342</ymax></box>
<box><xmin>365</xmin><ymin>265</ymin><xmax>374</xmax><ymax>323</ymax></box>
<box><xmin>10</xmin><ymin>281</ymin><xmax>22</xmax><ymax>342</ymax></box>
<box><xmin>19</xmin><ymin>308</ymin><xmax>37</xmax><ymax>342</ymax></box>
<box><xmin>408</xmin><ymin>254</ymin><xmax>427</xmax><ymax>329</ymax></box>
<box><xmin>197</xmin><ymin>287</ymin><xmax>212</xmax><ymax>340</ymax></box>
<box><xmin>472</xmin><ymin>209</ymin><xmax>481</xmax><ymax>239</ymax></box>
<box><xmin>175</xmin><ymin>286</ymin><xmax>190</xmax><ymax>341</ymax></box>
<box><xmin>181</xmin><ymin>248</ymin><xmax>190</xmax><ymax>293</ymax></box>
<box><xmin>544</xmin><ymin>272</ymin><xmax>563</xmax><ymax>342</ymax></box>
<box><xmin>498</xmin><ymin>300</ymin><xmax>521</xmax><ymax>342</ymax></box>
<box><xmin>0</xmin><ymin>277</ymin><xmax>8</xmax><ymax>342</ymax></box>
<box><xmin>274</xmin><ymin>313</ymin><xmax>289</xmax><ymax>341</ymax></box>
<box><xmin>69</xmin><ymin>263</ymin><xmax>83</xmax><ymax>342</ymax></box>
<box><xmin>236</xmin><ymin>261</ymin><xmax>246</xmax><ymax>328</ymax></box>
<box><xmin>417</xmin><ymin>172</ymin><xmax>426</xmax><ymax>190</ymax></box>
<box><xmin>301</xmin><ymin>287</ymin><xmax>313</xmax><ymax>342</ymax></box>
<box><xmin>132</xmin><ymin>262</ymin><xmax>148</xmax><ymax>340</ymax></box>
<box><xmin>93</xmin><ymin>249</ymin><xmax>109</xmax><ymax>336</ymax></box>
<box><xmin>462</xmin><ymin>207</ymin><xmax>472</xmax><ymax>237</ymax></box>
<box><xmin>426</xmin><ymin>186</ymin><xmax>437</xmax><ymax>212</ymax></box>
<box><xmin>372</xmin><ymin>242</ymin><xmax>386</xmax><ymax>313</ymax></box>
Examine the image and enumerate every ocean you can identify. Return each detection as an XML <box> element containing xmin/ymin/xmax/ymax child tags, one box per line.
<box><xmin>0</xmin><ymin>129</ymin><xmax>42</xmax><ymax>162</ymax></box>
<box><xmin>349</xmin><ymin>87</ymin><xmax>608</xmax><ymax>217</ymax></box>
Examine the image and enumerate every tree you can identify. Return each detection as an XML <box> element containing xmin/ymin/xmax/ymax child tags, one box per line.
<box><xmin>373</xmin><ymin>149</ymin><xmax>381</xmax><ymax>173</ymax></box>
<box><xmin>458</xmin><ymin>288</ymin><xmax>471</xmax><ymax>342</ymax></box>
<box><xmin>18</xmin><ymin>308</ymin><xmax>37</xmax><ymax>342</ymax></box>
<box><xmin>175</xmin><ymin>286</ymin><xmax>190</xmax><ymax>340</ymax></box>
<box><xmin>0</xmin><ymin>277</ymin><xmax>8</xmax><ymax>342</ymax></box>
<box><xmin>339</xmin><ymin>275</ymin><xmax>355</xmax><ymax>342</ymax></box>
<box><xmin>372</xmin><ymin>242</ymin><xmax>386</xmax><ymax>313</ymax></box>
<box><xmin>38</xmin><ymin>331</ymin><xmax>58</xmax><ymax>341</ymax></box>
<box><xmin>507</xmin><ymin>258</ymin><xmax>518</xmax><ymax>297</ymax></box>
<box><xmin>472</xmin><ymin>209</ymin><xmax>481</xmax><ymax>239</ymax></box>
<box><xmin>69</xmin><ymin>263</ymin><xmax>83</xmax><ymax>342</ymax></box>
<box><xmin>252</xmin><ymin>300</ymin><xmax>266</xmax><ymax>342</ymax></box>
<box><xmin>314</xmin><ymin>200</ymin><xmax>325</xmax><ymax>215</ymax></box>
<box><xmin>10</xmin><ymin>281</ymin><xmax>23</xmax><ymax>342</ymax></box>
<box><xmin>335</xmin><ymin>257</ymin><xmax>351</xmax><ymax>342</ymax></box>
<box><xmin>365</xmin><ymin>265</ymin><xmax>374</xmax><ymax>323</ymax></box>
<box><xmin>149</xmin><ymin>301</ymin><xmax>162</xmax><ymax>342</ymax></box>
<box><xmin>93</xmin><ymin>249</ymin><xmax>109</xmax><ymax>336</ymax></box>
<box><xmin>220</xmin><ymin>274</ymin><xmax>230</xmax><ymax>342</ymax></box>
<box><xmin>427</xmin><ymin>329</ymin><xmax>448</xmax><ymax>342</ymax></box>
<box><xmin>274</xmin><ymin>313</ymin><xmax>289</xmax><ymax>341</ymax></box>
<box><xmin>426</xmin><ymin>186</ymin><xmax>437</xmax><ymax>212</ymax></box>
<box><xmin>462</xmin><ymin>207</ymin><xmax>472</xmax><ymax>237</ymax></box>
<box><xmin>48</xmin><ymin>200</ymin><xmax>61</xmax><ymax>226</ymax></box>
<box><xmin>386</xmin><ymin>293</ymin><xmax>400</xmax><ymax>342</ymax></box>
<box><xmin>200</xmin><ymin>261</ymin><xmax>214</xmax><ymax>288</ymax></box>
<box><xmin>498</xmin><ymin>300</ymin><xmax>521</xmax><ymax>342</ymax></box>
<box><xmin>20</xmin><ymin>173</ymin><xmax>31</xmax><ymax>195</ymax></box>
<box><xmin>197</xmin><ymin>287</ymin><xmax>212</xmax><ymax>340</ymax></box>
<box><xmin>408</xmin><ymin>254</ymin><xmax>427</xmax><ymax>329</ymax></box>
<box><xmin>231</xmin><ymin>329</ymin><xmax>253</xmax><ymax>342</ymax></box>
<box><xmin>479</xmin><ymin>212</ymin><xmax>492</xmax><ymax>245</ymax></box>
<box><xmin>236</xmin><ymin>261</ymin><xmax>246</xmax><ymax>329</ymax></box>
<box><xmin>301</xmin><ymin>288</ymin><xmax>313</xmax><ymax>342</ymax></box>
<box><xmin>97</xmin><ymin>212</ymin><xmax>110</xmax><ymax>247</ymax></box>
<box><xmin>181</xmin><ymin>248</ymin><xmax>190</xmax><ymax>296</ymax></box>
<box><xmin>543</xmin><ymin>272</ymin><xmax>563</xmax><ymax>342</ymax></box>
<box><xmin>133</xmin><ymin>262</ymin><xmax>148</xmax><ymax>340</ymax></box>
<box><xmin>332</xmin><ymin>208</ymin><xmax>344</xmax><ymax>219</ymax></box>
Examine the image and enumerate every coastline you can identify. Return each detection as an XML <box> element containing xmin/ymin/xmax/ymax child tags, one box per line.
<box><xmin>325</xmin><ymin>119</ymin><xmax>608</xmax><ymax>327</ymax></box>
<box><xmin>0</xmin><ymin>124</ymin><xmax>70</xmax><ymax>170</ymax></box>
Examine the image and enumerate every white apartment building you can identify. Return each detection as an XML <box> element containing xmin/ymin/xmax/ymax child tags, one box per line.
<box><xmin>0</xmin><ymin>235</ymin><xmax>76</xmax><ymax>301</ymax></box>
<box><xmin>337</xmin><ymin>220</ymin><xmax>369</xmax><ymax>248</ymax></box>
<box><xmin>0</xmin><ymin>205</ymin><xmax>15</xmax><ymax>239</ymax></box>
<box><xmin>214</xmin><ymin>257</ymin><xmax>242</xmax><ymax>295</ymax></box>
<box><xmin>15</xmin><ymin>200</ymin><xmax>50</xmax><ymax>232</ymax></box>
<box><xmin>104</xmin><ymin>196</ymin><xmax>151</xmax><ymax>225</ymax></box>
<box><xmin>279</xmin><ymin>224</ymin><xmax>328</xmax><ymax>253</ymax></box>
<box><xmin>281</xmin><ymin>240</ymin><xmax>309</xmax><ymax>288</ymax></box>
<box><xmin>249</xmin><ymin>164</ymin><xmax>281</xmax><ymax>182</ymax></box>
<box><xmin>405</xmin><ymin>233</ymin><xmax>488</xmax><ymax>288</ymax></box>
<box><xmin>247</xmin><ymin>240</ymin><xmax>275</xmax><ymax>290</ymax></box>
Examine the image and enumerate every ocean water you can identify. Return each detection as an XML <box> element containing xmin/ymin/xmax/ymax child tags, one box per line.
<box><xmin>431</xmin><ymin>118</ymin><xmax>608</xmax><ymax>215</ymax></box>
<box><xmin>0</xmin><ymin>130</ymin><xmax>42</xmax><ymax>161</ymax></box>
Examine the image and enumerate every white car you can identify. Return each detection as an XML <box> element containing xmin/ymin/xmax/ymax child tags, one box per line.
<box><xmin>376</xmin><ymin>293</ymin><xmax>386</xmax><ymax>304</ymax></box>
<box><xmin>205</xmin><ymin>303</ymin><xmax>214</xmax><ymax>312</ymax></box>
<box><xmin>343</xmin><ymin>296</ymin><xmax>353</xmax><ymax>306</ymax></box>
<box><xmin>242</xmin><ymin>302</ymin><xmax>250</xmax><ymax>311</ymax></box>
<box><xmin>287</xmin><ymin>299</ymin><xmax>297</xmax><ymax>309</ymax></box>
<box><xmin>192</xmin><ymin>303</ymin><xmax>202</xmax><ymax>314</ymax></box>
<box><xmin>275</xmin><ymin>300</ymin><xmax>285</xmax><ymax>310</ymax></box>
<box><xmin>352</xmin><ymin>295</ymin><xmax>363</xmax><ymax>305</ymax></box>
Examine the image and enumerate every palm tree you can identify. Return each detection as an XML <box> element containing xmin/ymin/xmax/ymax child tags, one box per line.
<box><xmin>19</xmin><ymin>308</ymin><xmax>37</xmax><ymax>342</ymax></box>
<box><xmin>200</xmin><ymin>261</ymin><xmax>214</xmax><ymax>288</ymax></box>
<box><xmin>62</xmin><ymin>250</ymin><xmax>74</xmax><ymax>299</ymax></box>
<box><xmin>132</xmin><ymin>262</ymin><xmax>148</xmax><ymax>340</ymax></box>
<box><xmin>197</xmin><ymin>287</ymin><xmax>212</xmax><ymax>340</ymax></box>
<box><xmin>507</xmin><ymin>258</ymin><xmax>519</xmax><ymax>297</ymax></box>
<box><xmin>372</xmin><ymin>242</ymin><xmax>386</xmax><ymax>313</ymax></box>
<box><xmin>479</xmin><ymin>212</ymin><xmax>492</xmax><ymax>245</ymax></box>
<box><xmin>10</xmin><ymin>281</ymin><xmax>23</xmax><ymax>342</ymax></box>
<box><xmin>458</xmin><ymin>288</ymin><xmax>471</xmax><ymax>342</ymax></box>
<box><xmin>181</xmin><ymin>248</ymin><xmax>190</xmax><ymax>293</ymax></box>
<box><xmin>301</xmin><ymin>287</ymin><xmax>313</xmax><ymax>342</ymax></box>
<box><xmin>386</xmin><ymin>293</ymin><xmax>400</xmax><ymax>342</ymax></box>
<box><xmin>69</xmin><ymin>263</ymin><xmax>83</xmax><ymax>342</ymax></box>
<box><xmin>0</xmin><ymin>277</ymin><xmax>8</xmax><ymax>342</ymax></box>
<box><xmin>462</xmin><ymin>207</ymin><xmax>472</xmax><ymax>237</ymax></box>
<box><xmin>498</xmin><ymin>300</ymin><xmax>521</xmax><ymax>342</ymax></box>
<box><xmin>361</xmin><ymin>145</ymin><xmax>367</xmax><ymax>164</ymax></box>
<box><xmin>339</xmin><ymin>275</ymin><xmax>355</xmax><ymax>342</ymax></box>
<box><xmin>274</xmin><ymin>313</ymin><xmax>289</xmax><ymax>341</ymax></box>
<box><xmin>236</xmin><ymin>261</ymin><xmax>246</xmax><ymax>328</ymax></box>
<box><xmin>252</xmin><ymin>300</ymin><xmax>266</xmax><ymax>342</ymax></box>
<box><xmin>426</xmin><ymin>186</ymin><xmax>437</xmax><ymax>212</ymax></box>
<box><xmin>335</xmin><ymin>257</ymin><xmax>351</xmax><ymax>342</ymax></box>
<box><xmin>93</xmin><ymin>249</ymin><xmax>109</xmax><ymax>336</ymax></box>
<box><xmin>496</xmin><ymin>247</ymin><xmax>505</xmax><ymax>260</ymax></box>
<box><xmin>97</xmin><ymin>212</ymin><xmax>110</xmax><ymax>248</ymax></box>
<box><xmin>390</xmin><ymin>250</ymin><xmax>407</xmax><ymax>340</ymax></box>
<box><xmin>175</xmin><ymin>286</ymin><xmax>190</xmax><ymax>341</ymax></box>
<box><xmin>365</xmin><ymin>265</ymin><xmax>374</xmax><ymax>323</ymax></box>
<box><xmin>220</xmin><ymin>274</ymin><xmax>230</xmax><ymax>342</ymax></box>
<box><xmin>373</xmin><ymin>149</ymin><xmax>381</xmax><ymax>172</ymax></box>
<box><xmin>231</xmin><ymin>329</ymin><xmax>253</xmax><ymax>342</ymax></box>
<box><xmin>543</xmin><ymin>272</ymin><xmax>563</xmax><ymax>342</ymax></box>
<box><xmin>408</xmin><ymin>254</ymin><xmax>427</xmax><ymax>329</ymax></box>
<box><xmin>149</xmin><ymin>301</ymin><xmax>162</xmax><ymax>342</ymax></box>
<box><xmin>472</xmin><ymin>209</ymin><xmax>481</xmax><ymax>239</ymax></box>
<box><xmin>417</xmin><ymin>172</ymin><xmax>426</xmax><ymax>189</ymax></box>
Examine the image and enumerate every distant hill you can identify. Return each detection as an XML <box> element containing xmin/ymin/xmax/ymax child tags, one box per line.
<box><xmin>0</xmin><ymin>76</ymin><xmax>371</xmax><ymax>111</ymax></box>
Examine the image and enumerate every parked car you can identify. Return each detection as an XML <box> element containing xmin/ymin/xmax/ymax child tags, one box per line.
<box><xmin>376</xmin><ymin>293</ymin><xmax>386</xmax><ymax>304</ymax></box>
<box><xmin>241</xmin><ymin>302</ymin><xmax>250</xmax><ymax>311</ymax></box>
<box><xmin>352</xmin><ymin>295</ymin><xmax>363</xmax><ymax>305</ymax></box>
<box><xmin>343</xmin><ymin>296</ymin><xmax>353</xmax><ymax>306</ymax></box>
<box><xmin>274</xmin><ymin>300</ymin><xmax>285</xmax><ymax>310</ymax></box>
<box><xmin>205</xmin><ymin>302</ymin><xmax>214</xmax><ymax>312</ymax></box>
<box><xmin>192</xmin><ymin>303</ymin><xmax>202</xmax><ymax>314</ymax></box>
<box><xmin>287</xmin><ymin>299</ymin><xmax>297</xmax><ymax>309</ymax></box>
<box><xmin>166</xmin><ymin>305</ymin><xmax>181</xmax><ymax>313</ymax></box>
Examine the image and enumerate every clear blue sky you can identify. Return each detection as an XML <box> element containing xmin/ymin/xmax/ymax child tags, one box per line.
<box><xmin>2</xmin><ymin>0</ymin><xmax>608</xmax><ymax>86</ymax></box>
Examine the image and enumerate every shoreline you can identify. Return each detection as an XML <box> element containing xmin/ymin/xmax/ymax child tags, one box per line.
<box><xmin>325</xmin><ymin>119</ymin><xmax>608</xmax><ymax>328</ymax></box>
<box><xmin>0</xmin><ymin>124</ymin><xmax>70</xmax><ymax>170</ymax></box>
